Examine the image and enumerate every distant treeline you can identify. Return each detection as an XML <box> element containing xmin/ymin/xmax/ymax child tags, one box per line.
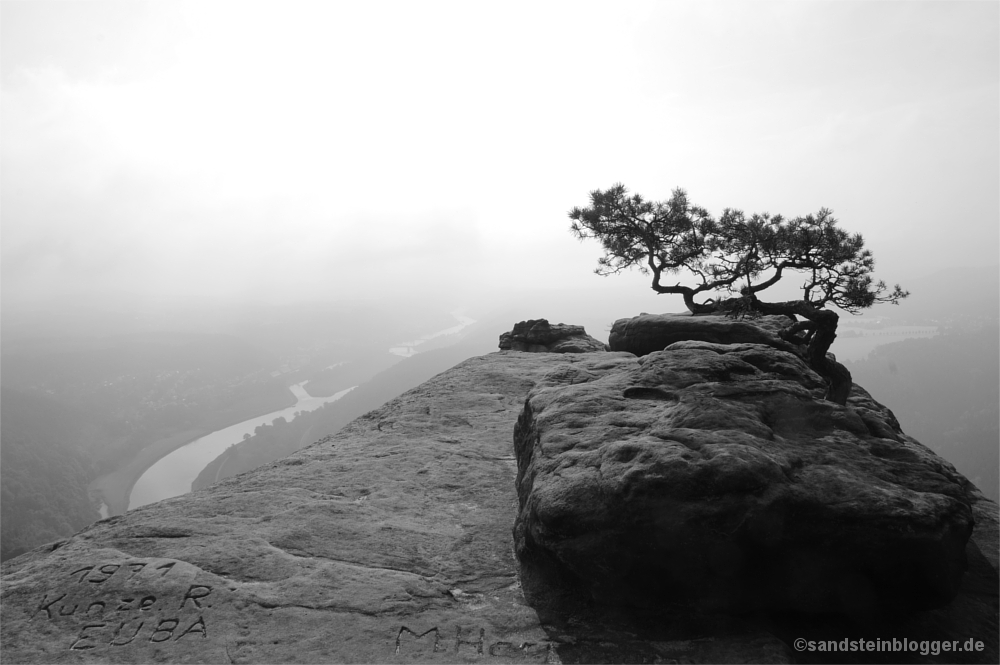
<box><xmin>845</xmin><ymin>324</ymin><xmax>1000</xmax><ymax>502</ymax></box>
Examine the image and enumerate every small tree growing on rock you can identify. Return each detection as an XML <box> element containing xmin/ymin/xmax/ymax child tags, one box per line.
<box><xmin>570</xmin><ymin>184</ymin><xmax>908</xmax><ymax>404</ymax></box>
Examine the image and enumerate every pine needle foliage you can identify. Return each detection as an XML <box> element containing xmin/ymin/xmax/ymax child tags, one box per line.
<box><xmin>570</xmin><ymin>184</ymin><xmax>909</xmax><ymax>403</ymax></box>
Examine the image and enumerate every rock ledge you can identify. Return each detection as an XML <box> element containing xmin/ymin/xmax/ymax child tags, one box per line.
<box><xmin>2</xmin><ymin>335</ymin><xmax>997</xmax><ymax>664</ymax></box>
<box><xmin>513</xmin><ymin>341</ymin><xmax>976</xmax><ymax>616</ymax></box>
<box><xmin>499</xmin><ymin>319</ymin><xmax>608</xmax><ymax>353</ymax></box>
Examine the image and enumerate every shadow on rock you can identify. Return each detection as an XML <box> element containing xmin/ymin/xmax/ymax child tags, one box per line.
<box><xmin>512</xmin><ymin>316</ymin><xmax>998</xmax><ymax>664</ymax></box>
<box><xmin>518</xmin><ymin>543</ymin><xmax>794</xmax><ymax>663</ymax></box>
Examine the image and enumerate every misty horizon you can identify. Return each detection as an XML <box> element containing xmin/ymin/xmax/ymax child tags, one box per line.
<box><xmin>1</xmin><ymin>4</ymin><xmax>998</xmax><ymax>659</ymax></box>
<box><xmin>2</xmin><ymin>1</ymin><xmax>997</xmax><ymax>311</ymax></box>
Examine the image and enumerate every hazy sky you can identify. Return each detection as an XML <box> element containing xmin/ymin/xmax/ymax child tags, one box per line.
<box><xmin>2</xmin><ymin>0</ymin><xmax>997</xmax><ymax>310</ymax></box>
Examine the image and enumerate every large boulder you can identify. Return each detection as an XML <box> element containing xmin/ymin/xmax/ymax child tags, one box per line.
<box><xmin>513</xmin><ymin>340</ymin><xmax>978</xmax><ymax>616</ymax></box>
<box><xmin>609</xmin><ymin>312</ymin><xmax>798</xmax><ymax>356</ymax></box>
<box><xmin>499</xmin><ymin>319</ymin><xmax>608</xmax><ymax>353</ymax></box>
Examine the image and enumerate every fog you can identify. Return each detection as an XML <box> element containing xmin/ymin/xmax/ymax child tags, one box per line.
<box><xmin>3</xmin><ymin>1</ymin><xmax>999</xmax><ymax>565</ymax></box>
<box><xmin>3</xmin><ymin>0</ymin><xmax>997</xmax><ymax>314</ymax></box>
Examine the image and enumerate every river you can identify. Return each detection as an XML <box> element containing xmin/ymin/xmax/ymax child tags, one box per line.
<box><xmin>389</xmin><ymin>309</ymin><xmax>476</xmax><ymax>357</ymax></box>
<box><xmin>128</xmin><ymin>383</ymin><xmax>354</xmax><ymax>510</ymax></box>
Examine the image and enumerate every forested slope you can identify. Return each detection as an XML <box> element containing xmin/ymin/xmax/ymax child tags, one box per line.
<box><xmin>0</xmin><ymin>389</ymin><xmax>106</xmax><ymax>560</ymax></box>
<box><xmin>0</xmin><ymin>333</ymin><xmax>291</xmax><ymax>560</ymax></box>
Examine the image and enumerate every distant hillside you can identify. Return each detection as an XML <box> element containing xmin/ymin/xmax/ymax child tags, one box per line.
<box><xmin>0</xmin><ymin>389</ymin><xmax>106</xmax><ymax>561</ymax></box>
<box><xmin>0</xmin><ymin>332</ymin><xmax>291</xmax><ymax>456</ymax></box>
<box><xmin>0</xmin><ymin>332</ymin><xmax>292</xmax><ymax>559</ymax></box>
<box><xmin>844</xmin><ymin>324</ymin><xmax>1000</xmax><ymax>501</ymax></box>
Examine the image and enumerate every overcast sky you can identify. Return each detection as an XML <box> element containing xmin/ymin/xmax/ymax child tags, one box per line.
<box><xmin>2</xmin><ymin>0</ymin><xmax>997</xmax><ymax>312</ymax></box>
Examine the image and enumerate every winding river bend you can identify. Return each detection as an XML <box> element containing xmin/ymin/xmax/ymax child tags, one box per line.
<box><xmin>128</xmin><ymin>383</ymin><xmax>353</xmax><ymax>510</ymax></box>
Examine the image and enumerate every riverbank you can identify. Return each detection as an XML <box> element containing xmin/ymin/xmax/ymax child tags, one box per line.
<box><xmin>88</xmin><ymin>386</ymin><xmax>301</xmax><ymax>515</ymax></box>
<box><xmin>129</xmin><ymin>383</ymin><xmax>355</xmax><ymax>509</ymax></box>
<box><xmin>88</xmin><ymin>428</ymin><xmax>211</xmax><ymax>517</ymax></box>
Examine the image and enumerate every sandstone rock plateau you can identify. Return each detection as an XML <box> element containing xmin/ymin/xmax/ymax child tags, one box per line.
<box><xmin>499</xmin><ymin>320</ymin><xmax>608</xmax><ymax>354</ymax></box>
<box><xmin>2</xmin><ymin>316</ymin><xmax>997</xmax><ymax>664</ymax></box>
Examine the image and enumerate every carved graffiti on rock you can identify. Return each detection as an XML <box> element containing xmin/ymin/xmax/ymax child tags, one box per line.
<box><xmin>179</xmin><ymin>585</ymin><xmax>212</xmax><ymax>610</ymax></box>
<box><xmin>109</xmin><ymin>619</ymin><xmax>144</xmax><ymax>646</ymax></box>
<box><xmin>395</xmin><ymin>625</ymin><xmax>553</xmax><ymax>662</ymax></box>
<box><xmin>36</xmin><ymin>593</ymin><xmax>67</xmax><ymax>620</ymax></box>
<box><xmin>69</xmin><ymin>623</ymin><xmax>107</xmax><ymax>651</ymax></box>
<box><xmin>34</xmin><ymin>560</ymin><xmax>215</xmax><ymax>651</ymax></box>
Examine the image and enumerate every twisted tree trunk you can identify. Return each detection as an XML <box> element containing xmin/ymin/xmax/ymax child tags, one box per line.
<box><xmin>745</xmin><ymin>299</ymin><xmax>853</xmax><ymax>405</ymax></box>
<box><xmin>680</xmin><ymin>288</ymin><xmax>721</xmax><ymax>315</ymax></box>
<box><xmin>667</xmin><ymin>286</ymin><xmax>852</xmax><ymax>404</ymax></box>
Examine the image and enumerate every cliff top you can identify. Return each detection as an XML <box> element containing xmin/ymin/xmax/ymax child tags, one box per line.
<box><xmin>2</xmin><ymin>317</ymin><xmax>997</xmax><ymax>663</ymax></box>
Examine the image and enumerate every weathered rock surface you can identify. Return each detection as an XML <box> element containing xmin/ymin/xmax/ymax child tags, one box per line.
<box><xmin>609</xmin><ymin>312</ymin><xmax>798</xmax><ymax>356</ymax></box>
<box><xmin>514</xmin><ymin>341</ymin><xmax>983</xmax><ymax>615</ymax></box>
<box><xmin>2</xmin><ymin>342</ymin><xmax>997</xmax><ymax>664</ymax></box>
<box><xmin>499</xmin><ymin>320</ymin><xmax>608</xmax><ymax>353</ymax></box>
<box><xmin>1</xmin><ymin>353</ymin><xmax>793</xmax><ymax>664</ymax></box>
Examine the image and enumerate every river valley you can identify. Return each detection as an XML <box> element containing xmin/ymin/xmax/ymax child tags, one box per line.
<box><xmin>86</xmin><ymin>311</ymin><xmax>479</xmax><ymax>517</ymax></box>
<box><xmin>87</xmin><ymin>383</ymin><xmax>353</xmax><ymax>516</ymax></box>
<box><xmin>127</xmin><ymin>383</ymin><xmax>353</xmax><ymax>510</ymax></box>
